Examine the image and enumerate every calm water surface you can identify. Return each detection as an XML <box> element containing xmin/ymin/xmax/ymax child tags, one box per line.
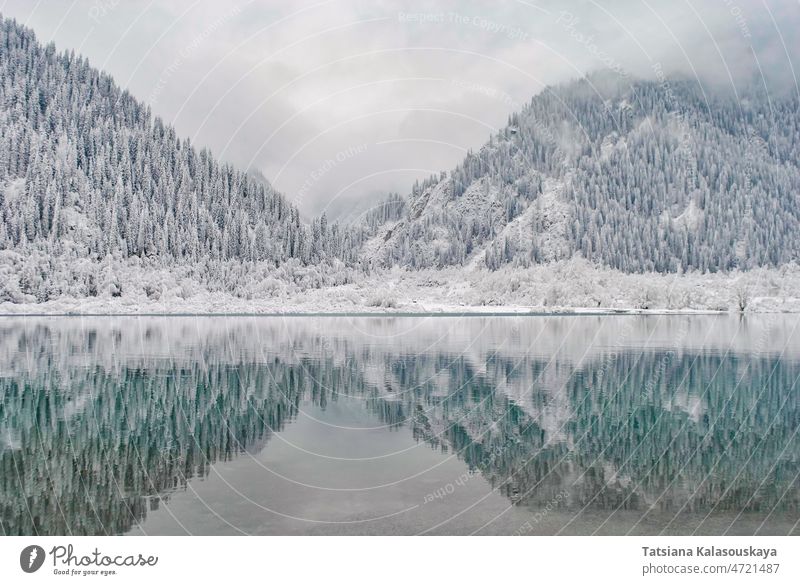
<box><xmin>1</xmin><ymin>315</ymin><xmax>798</xmax><ymax>535</ymax></box>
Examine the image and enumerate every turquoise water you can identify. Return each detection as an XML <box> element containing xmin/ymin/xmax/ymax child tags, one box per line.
<box><xmin>1</xmin><ymin>315</ymin><xmax>798</xmax><ymax>535</ymax></box>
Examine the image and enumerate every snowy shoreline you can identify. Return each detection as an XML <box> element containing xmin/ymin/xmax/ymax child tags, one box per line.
<box><xmin>3</xmin><ymin>255</ymin><xmax>800</xmax><ymax>316</ymax></box>
<box><xmin>0</xmin><ymin>308</ymin><xmax>730</xmax><ymax>316</ymax></box>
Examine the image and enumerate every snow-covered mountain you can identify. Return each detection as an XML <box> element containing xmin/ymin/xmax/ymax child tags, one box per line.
<box><xmin>1</xmin><ymin>15</ymin><xmax>799</xmax><ymax>310</ymax></box>
<box><xmin>366</xmin><ymin>72</ymin><xmax>800</xmax><ymax>273</ymax></box>
<box><xmin>0</xmin><ymin>16</ymin><xmax>359</xmax><ymax>302</ymax></box>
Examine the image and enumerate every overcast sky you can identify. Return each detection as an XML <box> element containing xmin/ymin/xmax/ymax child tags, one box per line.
<box><xmin>2</xmin><ymin>0</ymin><xmax>798</xmax><ymax>218</ymax></box>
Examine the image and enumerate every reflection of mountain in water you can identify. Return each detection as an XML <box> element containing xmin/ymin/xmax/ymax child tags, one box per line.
<box><xmin>1</xmin><ymin>318</ymin><xmax>798</xmax><ymax>535</ymax></box>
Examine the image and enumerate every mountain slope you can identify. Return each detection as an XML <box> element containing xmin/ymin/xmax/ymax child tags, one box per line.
<box><xmin>0</xmin><ymin>16</ymin><xmax>357</xmax><ymax>301</ymax></box>
<box><xmin>368</xmin><ymin>73</ymin><xmax>800</xmax><ymax>273</ymax></box>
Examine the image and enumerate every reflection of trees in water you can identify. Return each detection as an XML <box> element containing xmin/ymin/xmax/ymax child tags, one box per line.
<box><xmin>1</xmin><ymin>363</ymin><xmax>306</xmax><ymax>535</ymax></box>
<box><xmin>1</xmin><ymin>330</ymin><xmax>798</xmax><ymax>535</ymax></box>
<box><xmin>409</xmin><ymin>353</ymin><xmax>800</xmax><ymax>515</ymax></box>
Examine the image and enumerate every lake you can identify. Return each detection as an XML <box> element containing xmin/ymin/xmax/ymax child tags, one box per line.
<box><xmin>1</xmin><ymin>315</ymin><xmax>798</xmax><ymax>535</ymax></box>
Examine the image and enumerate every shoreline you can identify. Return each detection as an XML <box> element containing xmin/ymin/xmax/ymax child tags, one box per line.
<box><xmin>0</xmin><ymin>306</ymin><xmax>756</xmax><ymax>317</ymax></box>
<box><xmin>3</xmin><ymin>261</ymin><xmax>799</xmax><ymax>316</ymax></box>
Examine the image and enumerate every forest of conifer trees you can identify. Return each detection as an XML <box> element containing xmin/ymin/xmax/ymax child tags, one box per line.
<box><xmin>1</xmin><ymin>16</ymin><xmax>799</xmax><ymax>311</ymax></box>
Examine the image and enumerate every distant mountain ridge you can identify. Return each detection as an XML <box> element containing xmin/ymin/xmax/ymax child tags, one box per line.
<box><xmin>366</xmin><ymin>72</ymin><xmax>800</xmax><ymax>273</ymax></box>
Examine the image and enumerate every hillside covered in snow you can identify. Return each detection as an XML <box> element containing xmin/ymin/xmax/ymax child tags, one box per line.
<box><xmin>366</xmin><ymin>72</ymin><xmax>800</xmax><ymax>274</ymax></box>
<box><xmin>0</xmin><ymin>16</ymin><xmax>360</xmax><ymax>304</ymax></box>
<box><xmin>1</xmin><ymin>16</ymin><xmax>799</xmax><ymax>313</ymax></box>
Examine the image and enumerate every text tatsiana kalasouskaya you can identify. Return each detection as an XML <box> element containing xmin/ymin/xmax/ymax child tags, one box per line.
<box><xmin>642</xmin><ymin>547</ymin><xmax>777</xmax><ymax>559</ymax></box>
